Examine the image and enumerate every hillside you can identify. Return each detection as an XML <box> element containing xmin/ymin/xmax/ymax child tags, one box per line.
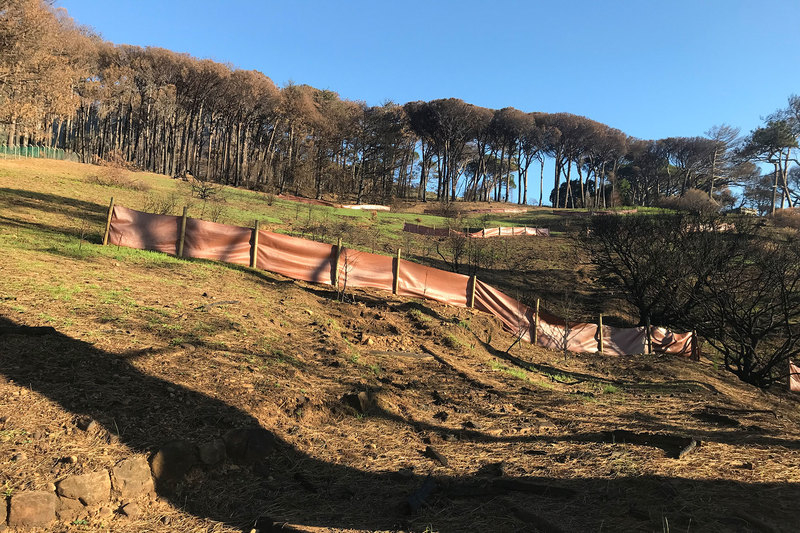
<box><xmin>1</xmin><ymin>159</ymin><xmax>800</xmax><ymax>532</ymax></box>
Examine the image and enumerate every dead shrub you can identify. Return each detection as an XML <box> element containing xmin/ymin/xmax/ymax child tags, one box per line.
<box><xmin>143</xmin><ymin>192</ymin><xmax>181</xmax><ymax>215</ymax></box>
<box><xmin>659</xmin><ymin>189</ymin><xmax>720</xmax><ymax>215</ymax></box>
<box><xmin>90</xmin><ymin>167</ymin><xmax>149</xmax><ymax>192</ymax></box>
<box><xmin>94</xmin><ymin>149</ymin><xmax>137</xmax><ymax>171</ymax></box>
<box><xmin>206</xmin><ymin>201</ymin><xmax>227</xmax><ymax>223</ymax></box>
<box><xmin>428</xmin><ymin>201</ymin><xmax>464</xmax><ymax>219</ymax></box>
<box><xmin>190</xmin><ymin>175</ymin><xmax>222</xmax><ymax>201</ymax></box>
<box><xmin>772</xmin><ymin>208</ymin><xmax>800</xmax><ymax>229</ymax></box>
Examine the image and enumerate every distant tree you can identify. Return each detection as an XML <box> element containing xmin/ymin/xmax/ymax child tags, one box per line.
<box><xmin>739</xmin><ymin>120</ymin><xmax>798</xmax><ymax>214</ymax></box>
<box><xmin>704</xmin><ymin>124</ymin><xmax>740</xmax><ymax>199</ymax></box>
<box><xmin>549</xmin><ymin>178</ymin><xmax>596</xmax><ymax>208</ymax></box>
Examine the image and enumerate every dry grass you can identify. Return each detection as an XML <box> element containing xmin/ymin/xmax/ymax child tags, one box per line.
<box><xmin>1</xmin><ymin>159</ymin><xmax>800</xmax><ymax>532</ymax></box>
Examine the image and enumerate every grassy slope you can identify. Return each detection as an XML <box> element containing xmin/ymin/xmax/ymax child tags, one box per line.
<box><xmin>1</xmin><ymin>159</ymin><xmax>799</xmax><ymax>532</ymax></box>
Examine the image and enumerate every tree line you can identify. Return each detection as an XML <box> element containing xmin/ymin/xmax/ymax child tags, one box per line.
<box><xmin>1</xmin><ymin>0</ymin><xmax>798</xmax><ymax>210</ymax></box>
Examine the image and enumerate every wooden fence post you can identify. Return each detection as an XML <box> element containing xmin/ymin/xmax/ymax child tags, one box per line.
<box><xmin>102</xmin><ymin>197</ymin><xmax>114</xmax><ymax>245</ymax></box>
<box><xmin>469</xmin><ymin>275</ymin><xmax>477</xmax><ymax>308</ymax></box>
<box><xmin>393</xmin><ymin>248</ymin><xmax>401</xmax><ymax>295</ymax></box>
<box><xmin>645</xmin><ymin>316</ymin><xmax>652</xmax><ymax>355</ymax></box>
<box><xmin>177</xmin><ymin>206</ymin><xmax>188</xmax><ymax>258</ymax></box>
<box><xmin>333</xmin><ymin>237</ymin><xmax>342</xmax><ymax>288</ymax></box>
<box><xmin>251</xmin><ymin>220</ymin><xmax>260</xmax><ymax>268</ymax></box>
<box><xmin>598</xmin><ymin>314</ymin><xmax>604</xmax><ymax>355</ymax></box>
<box><xmin>533</xmin><ymin>298</ymin><xmax>540</xmax><ymax>345</ymax></box>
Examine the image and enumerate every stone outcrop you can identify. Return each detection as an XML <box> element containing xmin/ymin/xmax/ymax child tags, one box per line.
<box><xmin>56</xmin><ymin>470</ymin><xmax>111</xmax><ymax>506</ymax></box>
<box><xmin>112</xmin><ymin>456</ymin><xmax>155</xmax><ymax>499</ymax></box>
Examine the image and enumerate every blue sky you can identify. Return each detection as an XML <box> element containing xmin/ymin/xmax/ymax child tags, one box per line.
<box><xmin>57</xmin><ymin>0</ymin><xmax>800</xmax><ymax>143</ymax></box>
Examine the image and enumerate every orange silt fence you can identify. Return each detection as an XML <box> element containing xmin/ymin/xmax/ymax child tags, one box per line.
<box><xmin>107</xmin><ymin>204</ymin><xmax>694</xmax><ymax>357</ymax></box>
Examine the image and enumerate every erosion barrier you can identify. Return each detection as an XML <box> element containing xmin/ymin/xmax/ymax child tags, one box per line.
<box><xmin>104</xmin><ymin>200</ymin><xmax>695</xmax><ymax>357</ymax></box>
<box><xmin>790</xmin><ymin>361</ymin><xmax>800</xmax><ymax>392</ymax></box>
<box><xmin>403</xmin><ymin>223</ymin><xmax>550</xmax><ymax>238</ymax></box>
<box><xmin>424</xmin><ymin>206</ymin><xmax>530</xmax><ymax>215</ymax></box>
<box><xmin>277</xmin><ymin>194</ymin><xmax>390</xmax><ymax>211</ymax></box>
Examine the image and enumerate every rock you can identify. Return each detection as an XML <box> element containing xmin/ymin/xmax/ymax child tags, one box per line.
<box><xmin>8</xmin><ymin>491</ymin><xmax>58</xmax><ymax>528</ymax></box>
<box><xmin>199</xmin><ymin>439</ymin><xmax>227</xmax><ymax>465</ymax></box>
<box><xmin>424</xmin><ymin>446</ymin><xmax>449</xmax><ymax>467</ymax></box>
<box><xmin>224</xmin><ymin>428</ymin><xmax>276</xmax><ymax>465</ymax></box>
<box><xmin>112</xmin><ymin>456</ymin><xmax>154</xmax><ymax>499</ymax></box>
<box><xmin>11</xmin><ymin>451</ymin><xmax>27</xmax><ymax>462</ymax></box>
<box><xmin>342</xmin><ymin>391</ymin><xmax>372</xmax><ymax>414</ymax></box>
<box><xmin>76</xmin><ymin>417</ymin><xmax>97</xmax><ymax>432</ymax></box>
<box><xmin>119</xmin><ymin>501</ymin><xmax>141</xmax><ymax>519</ymax></box>
<box><xmin>56</xmin><ymin>470</ymin><xmax>111</xmax><ymax>506</ymax></box>
<box><xmin>56</xmin><ymin>497</ymin><xmax>85</xmax><ymax>522</ymax></box>
<box><xmin>150</xmin><ymin>440</ymin><xmax>198</xmax><ymax>488</ymax></box>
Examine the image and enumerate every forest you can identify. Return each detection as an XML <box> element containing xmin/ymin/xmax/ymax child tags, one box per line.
<box><xmin>1</xmin><ymin>0</ymin><xmax>799</xmax><ymax>212</ymax></box>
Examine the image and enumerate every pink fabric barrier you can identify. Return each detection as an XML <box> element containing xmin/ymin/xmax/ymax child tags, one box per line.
<box><xmin>397</xmin><ymin>260</ymin><xmax>470</xmax><ymax>307</ymax></box>
<box><xmin>789</xmin><ymin>361</ymin><xmax>800</xmax><ymax>392</ymax></box>
<box><xmin>469</xmin><ymin>227</ymin><xmax>550</xmax><ymax>238</ymax></box>
<box><xmin>565</xmin><ymin>322</ymin><xmax>601</xmax><ymax>354</ymax></box>
<box><xmin>403</xmin><ymin>223</ymin><xmax>549</xmax><ymax>239</ymax></box>
<box><xmin>183</xmin><ymin>218</ymin><xmax>252</xmax><ymax>265</ymax></box>
<box><xmin>108</xmin><ymin>205</ymin><xmax>180</xmax><ymax>255</ymax></box>
<box><xmin>339</xmin><ymin>248</ymin><xmax>395</xmax><ymax>291</ymax></box>
<box><xmin>537</xmin><ymin>320</ymin><xmax>600</xmax><ymax>353</ymax></box>
<box><xmin>423</xmin><ymin>207</ymin><xmax>529</xmax><ymax>214</ymax></box>
<box><xmin>474</xmin><ymin>281</ymin><xmax>535</xmax><ymax>342</ymax></box>
<box><xmin>109</xmin><ymin>204</ymin><xmax>696</xmax><ymax>358</ymax></box>
<box><xmin>403</xmin><ymin>223</ymin><xmax>454</xmax><ymax>237</ymax></box>
<box><xmin>606</xmin><ymin>326</ymin><xmax>647</xmax><ymax>356</ymax></box>
<box><xmin>650</xmin><ymin>327</ymin><xmax>693</xmax><ymax>356</ymax></box>
<box><xmin>257</xmin><ymin>231</ymin><xmax>336</xmax><ymax>285</ymax></box>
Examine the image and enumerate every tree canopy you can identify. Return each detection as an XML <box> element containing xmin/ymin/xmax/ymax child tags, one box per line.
<box><xmin>1</xmin><ymin>0</ymin><xmax>797</xmax><ymax>209</ymax></box>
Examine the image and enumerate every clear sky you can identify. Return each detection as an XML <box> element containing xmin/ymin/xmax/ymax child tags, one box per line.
<box><xmin>57</xmin><ymin>0</ymin><xmax>799</xmax><ymax>143</ymax></box>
